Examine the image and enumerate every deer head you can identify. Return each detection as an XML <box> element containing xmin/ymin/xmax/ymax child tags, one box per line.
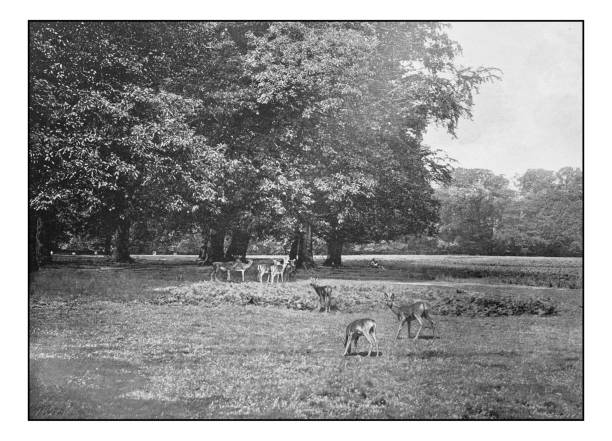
<box><xmin>383</xmin><ymin>292</ymin><xmax>395</xmax><ymax>308</ymax></box>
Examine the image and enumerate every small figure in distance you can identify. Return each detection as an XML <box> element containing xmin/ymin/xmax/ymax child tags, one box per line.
<box><xmin>368</xmin><ymin>258</ymin><xmax>385</xmax><ymax>270</ymax></box>
<box><xmin>343</xmin><ymin>318</ymin><xmax>380</xmax><ymax>357</ymax></box>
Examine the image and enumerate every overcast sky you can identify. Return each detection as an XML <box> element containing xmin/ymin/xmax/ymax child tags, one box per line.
<box><xmin>422</xmin><ymin>22</ymin><xmax>582</xmax><ymax>180</ymax></box>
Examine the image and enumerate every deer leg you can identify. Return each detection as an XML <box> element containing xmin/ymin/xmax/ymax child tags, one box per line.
<box><xmin>363</xmin><ymin>332</ymin><xmax>374</xmax><ymax>357</ymax></box>
<box><xmin>413</xmin><ymin>316</ymin><xmax>424</xmax><ymax>341</ymax></box>
<box><xmin>242</xmin><ymin>271</ymin><xmax>245</xmax><ymax>282</ymax></box>
<box><xmin>364</xmin><ymin>330</ymin><xmax>378</xmax><ymax>357</ymax></box>
<box><xmin>395</xmin><ymin>320</ymin><xmax>404</xmax><ymax>340</ymax></box>
<box><xmin>343</xmin><ymin>332</ymin><xmax>353</xmax><ymax>356</ymax></box>
<box><xmin>407</xmin><ymin>319</ymin><xmax>411</xmax><ymax>339</ymax></box>
<box><xmin>426</xmin><ymin>314</ymin><xmax>436</xmax><ymax>339</ymax></box>
<box><xmin>370</xmin><ymin>328</ymin><xmax>379</xmax><ymax>356</ymax></box>
<box><xmin>352</xmin><ymin>335</ymin><xmax>359</xmax><ymax>355</ymax></box>
<box><xmin>371</xmin><ymin>330</ymin><xmax>378</xmax><ymax>356</ymax></box>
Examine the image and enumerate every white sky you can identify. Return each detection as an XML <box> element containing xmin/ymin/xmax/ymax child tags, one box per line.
<box><xmin>423</xmin><ymin>22</ymin><xmax>582</xmax><ymax>179</ymax></box>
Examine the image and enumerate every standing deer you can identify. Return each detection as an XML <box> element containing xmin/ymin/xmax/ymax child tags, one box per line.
<box><xmin>270</xmin><ymin>259</ymin><xmax>292</xmax><ymax>283</ymax></box>
<box><xmin>210</xmin><ymin>259</ymin><xmax>240</xmax><ymax>282</ymax></box>
<box><xmin>343</xmin><ymin>318</ymin><xmax>379</xmax><ymax>357</ymax></box>
<box><xmin>257</xmin><ymin>259</ymin><xmax>281</xmax><ymax>283</ymax></box>
<box><xmin>310</xmin><ymin>278</ymin><xmax>332</xmax><ymax>312</ymax></box>
<box><xmin>230</xmin><ymin>259</ymin><xmax>254</xmax><ymax>282</ymax></box>
<box><xmin>284</xmin><ymin>258</ymin><xmax>297</xmax><ymax>281</ymax></box>
<box><xmin>383</xmin><ymin>292</ymin><xmax>436</xmax><ymax>341</ymax></box>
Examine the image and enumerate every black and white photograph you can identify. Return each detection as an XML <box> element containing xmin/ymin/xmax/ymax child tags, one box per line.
<box><xmin>26</xmin><ymin>18</ymin><xmax>584</xmax><ymax>421</ymax></box>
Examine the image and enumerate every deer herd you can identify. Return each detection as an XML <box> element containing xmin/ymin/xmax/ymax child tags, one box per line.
<box><xmin>207</xmin><ymin>256</ymin><xmax>436</xmax><ymax>357</ymax></box>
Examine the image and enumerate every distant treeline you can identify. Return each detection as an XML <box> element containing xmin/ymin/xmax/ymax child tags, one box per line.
<box><xmin>255</xmin><ymin>166</ymin><xmax>583</xmax><ymax>257</ymax></box>
<box><xmin>434</xmin><ymin>167</ymin><xmax>582</xmax><ymax>257</ymax></box>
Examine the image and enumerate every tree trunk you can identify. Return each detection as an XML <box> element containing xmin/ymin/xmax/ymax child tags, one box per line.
<box><xmin>225</xmin><ymin>229</ymin><xmax>250</xmax><ymax>262</ymax></box>
<box><xmin>103</xmin><ymin>234</ymin><xmax>113</xmax><ymax>256</ymax></box>
<box><xmin>35</xmin><ymin>214</ymin><xmax>52</xmax><ymax>267</ymax></box>
<box><xmin>113</xmin><ymin>217</ymin><xmax>133</xmax><ymax>263</ymax></box>
<box><xmin>323</xmin><ymin>235</ymin><xmax>343</xmax><ymax>267</ymax></box>
<box><xmin>28</xmin><ymin>211</ymin><xmax>39</xmax><ymax>272</ymax></box>
<box><xmin>289</xmin><ymin>222</ymin><xmax>315</xmax><ymax>269</ymax></box>
<box><xmin>202</xmin><ymin>226</ymin><xmax>226</xmax><ymax>264</ymax></box>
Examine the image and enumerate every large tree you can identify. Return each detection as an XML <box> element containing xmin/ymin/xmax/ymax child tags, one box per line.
<box><xmin>241</xmin><ymin>22</ymin><xmax>498</xmax><ymax>266</ymax></box>
<box><xmin>29</xmin><ymin>22</ymin><xmax>226</xmax><ymax>264</ymax></box>
<box><xmin>29</xmin><ymin>22</ymin><xmax>500</xmax><ymax>267</ymax></box>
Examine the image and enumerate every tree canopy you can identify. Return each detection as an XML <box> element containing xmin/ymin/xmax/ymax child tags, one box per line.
<box><xmin>29</xmin><ymin>21</ymin><xmax>501</xmax><ymax>267</ymax></box>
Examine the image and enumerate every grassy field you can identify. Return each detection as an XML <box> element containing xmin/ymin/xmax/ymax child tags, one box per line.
<box><xmin>52</xmin><ymin>253</ymin><xmax>584</xmax><ymax>288</ymax></box>
<box><xmin>29</xmin><ymin>255</ymin><xmax>583</xmax><ymax>419</ymax></box>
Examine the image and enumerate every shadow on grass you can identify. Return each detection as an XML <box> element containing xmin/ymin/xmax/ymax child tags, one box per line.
<box><xmin>395</xmin><ymin>334</ymin><xmax>439</xmax><ymax>341</ymax></box>
<box><xmin>345</xmin><ymin>351</ymin><xmax>383</xmax><ymax>357</ymax></box>
<box><xmin>403</xmin><ymin>349</ymin><xmax>520</xmax><ymax>360</ymax></box>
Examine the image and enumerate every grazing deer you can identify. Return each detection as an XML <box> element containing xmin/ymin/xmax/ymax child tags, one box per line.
<box><xmin>343</xmin><ymin>318</ymin><xmax>379</xmax><ymax>357</ymax></box>
<box><xmin>310</xmin><ymin>278</ymin><xmax>332</xmax><ymax>312</ymax></box>
<box><xmin>383</xmin><ymin>292</ymin><xmax>436</xmax><ymax>341</ymax></box>
<box><xmin>257</xmin><ymin>259</ymin><xmax>281</xmax><ymax>283</ymax></box>
<box><xmin>229</xmin><ymin>259</ymin><xmax>253</xmax><ymax>282</ymax></box>
<box><xmin>210</xmin><ymin>258</ymin><xmax>241</xmax><ymax>282</ymax></box>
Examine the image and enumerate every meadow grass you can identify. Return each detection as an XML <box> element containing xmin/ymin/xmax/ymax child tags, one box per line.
<box><xmin>29</xmin><ymin>256</ymin><xmax>583</xmax><ymax>419</ymax></box>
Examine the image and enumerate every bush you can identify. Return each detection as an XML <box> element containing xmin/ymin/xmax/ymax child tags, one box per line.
<box><xmin>434</xmin><ymin>293</ymin><xmax>557</xmax><ymax>317</ymax></box>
